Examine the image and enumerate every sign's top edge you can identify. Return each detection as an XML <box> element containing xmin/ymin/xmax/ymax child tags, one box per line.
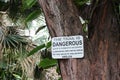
<box><xmin>52</xmin><ymin>35</ymin><xmax>83</xmax><ymax>38</ymax></box>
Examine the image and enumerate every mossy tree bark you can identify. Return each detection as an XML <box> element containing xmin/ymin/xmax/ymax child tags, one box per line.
<box><xmin>38</xmin><ymin>0</ymin><xmax>120</xmax><ymax>80</ymax></box>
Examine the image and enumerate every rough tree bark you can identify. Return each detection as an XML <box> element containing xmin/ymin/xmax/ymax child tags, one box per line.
<box><xmin>38</xmin><ymin>0</ymin><xmax>120</xmax><ymax>80</ymax></box>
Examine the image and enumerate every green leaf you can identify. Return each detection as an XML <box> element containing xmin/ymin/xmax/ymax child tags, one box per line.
<box><xmin>35</xmin><ymin>25</ymin><xmax>46</xmax><ymax>34</ymax></box>
<box><xmin>5</xmin><ymin>38</ymin><xmax>11</xmax><ymax>48</ymax></box>
<box><xmin>39</xmin><ymin>58</ymin><xmax>57</xmax><ymax>69</ymax></box>
<box><xmin>9</xmin><ymin>36</ymin><xmax>19</xmax><ymax>44</ymax></box>
<box><xmin>27</xmin><ymin>41</ymin><xmax>51</xmax><ymax>57</ymax></box>
<box><xmin>22</xmin><ymin>0</ymin><xmax>37</xmax><ymax>10</ymax></box>
<box><xmin>27</xmin><ymin>44</ymin><xmax>45</xmax><ymax>57</ymax></box>
<box><xmin>2</xmin><ymin>34</ymin><xmax>28</xmax><ymax>49</ymax></box>
<box><xmin>25</xmin><ymin>10</ymin><xmax>41</xmax><ymax>22</ymax></box>
<box><xmin>7</xmin><ymin>37</ymin><xmax>17</xmax><ymax>48</ymax></box>
<box><xmin>58</xmin><ymin>77</ymin><xmax>62</xmax><ymax>80</ymax></box>
<box><xmin>26</xmin><ymin>0</ymin><xmax>37</xmax><ymax>8</ymax></box>
<box><xmin>56</xmin><ymin>66</ymin><xmax>60</xmax><ymax>74</ymax></box>
<box><xmin>74</xmin><ymin>0</ymin><xmax>89</xmax><ymax>6</ymax></box>
<box><xmin>46</xmin><ymin>41</ymin><xmax>51</xmax><ymax>48</ymax></box>
<box><xmin>13</xmin><ymin>74</ymin><xmax>21</xmax><ymax>79</ymax></box>
<box><xmin>82</xmin><ymin>24</ymin><xmax>88</xmax><ymax>32</ymax></box>
<box><xmin>0</xmin><ymin>61</ymin><xmax>7</xmax><ymax>69</ymax></box>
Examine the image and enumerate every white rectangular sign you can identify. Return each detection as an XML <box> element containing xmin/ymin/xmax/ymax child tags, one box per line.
<box><xmin>52</xmin><ymin>35</ymin><xmax>84</xmax><ymax>59</ymax></box>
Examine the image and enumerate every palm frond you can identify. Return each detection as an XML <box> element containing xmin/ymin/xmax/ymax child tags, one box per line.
<box><xmin>2</xmin><ymin>34</ymin><xmax>28</xmax><ymax>49</ymax></box>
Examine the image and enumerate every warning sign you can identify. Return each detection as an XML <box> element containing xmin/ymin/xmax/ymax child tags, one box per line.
<box><xmin>52</xmin><ymin>35</ymin><xmax>84</xmax><ymax>59</ymax></box>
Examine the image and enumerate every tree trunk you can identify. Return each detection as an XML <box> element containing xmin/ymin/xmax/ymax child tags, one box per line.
<box><xmin>38</xmin><ymin>0</ymin><xmax>120</xmax><ymax>80</ymax></box>
<box><xmin>88</xmin><ymin>0</ymin><xmax>120</xmax><ymax>80</ymax></box>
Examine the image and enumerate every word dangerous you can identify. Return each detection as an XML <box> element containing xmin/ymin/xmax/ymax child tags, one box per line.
<box><xmin>53</xmin><ymin>40</ymin><xmax>82</xmax><ymax>47</ymax></box>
